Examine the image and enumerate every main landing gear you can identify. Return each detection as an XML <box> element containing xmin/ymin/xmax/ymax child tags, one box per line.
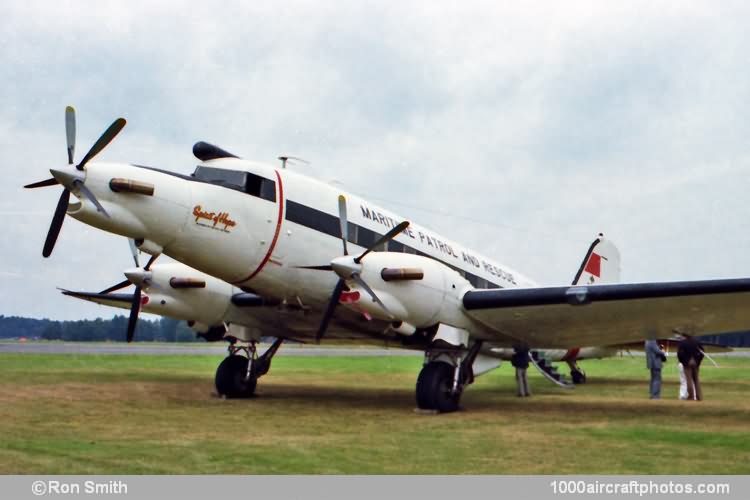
<box><xmin>566</xmin><ymin>359</ymin><xmax>587</xmax><ymax>384</ymax></box>
<box><xmin>215</xmin><ymin>338</ymin><xmax>283</xmax><ymax>398</ymax></box>
<box><xmin>415</xmin><ymin>341</ymin><xmax>482</xmax><ymax>413</ymax></box>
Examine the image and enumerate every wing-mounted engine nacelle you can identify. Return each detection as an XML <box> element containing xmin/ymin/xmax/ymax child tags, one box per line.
<box><xmin>140</xmin><ymin>263</ymin><xmax>234</xmax><ymax>326</ymax></box>
<box><xmin>141</xmin><ymin>264</ymin><xmax>233</xmax><ymax>325</ymax></box>
<box><xmin>63</xmin><ymin>261</ymin><xmax>246</xmax><ymax>343</ymax></box>
<box><xmin>348</xmin><ymin>252</ymin><xmax>472</xmax><ymax>329</ymax></box>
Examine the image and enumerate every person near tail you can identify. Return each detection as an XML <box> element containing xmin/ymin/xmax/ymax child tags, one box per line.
<box><xmin>511</xmin><ymin>347</ymin><xmax>531</xmax><ymax>397</ymax></box>
<box><xmin>645</xmin><ymin>339</ymin><xmax>667</xmax><ymax>399</ymax></box>
<box><xmin>678</xmin><ymin>336</ymin><xmax>704</xmax><ymax>401</ymax></box>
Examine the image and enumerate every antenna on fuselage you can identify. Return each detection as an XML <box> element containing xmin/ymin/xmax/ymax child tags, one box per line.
<box><xmin>278</xmin><ymin>156</ymin><xmax>310</xmax><ymax>169</ymax></box>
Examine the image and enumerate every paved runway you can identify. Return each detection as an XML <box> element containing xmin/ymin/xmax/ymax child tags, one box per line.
<box><xmin>1</xmin><ymin>341</ymin><xmax>747</xmax><ymax>357</ymax></box>
<box><xmin>0</xmin><ymin>342</ymin><xmax>422</xmax><ymax>357</ymax></box>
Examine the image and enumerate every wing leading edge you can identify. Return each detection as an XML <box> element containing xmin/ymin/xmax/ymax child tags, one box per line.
<box><xmin>463</xmin><ymin>277</ymin><xmax>750</xmax><ymax>348</ymax></box>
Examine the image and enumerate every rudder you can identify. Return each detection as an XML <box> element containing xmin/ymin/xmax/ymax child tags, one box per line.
<box><xmin>572</xmin><ymin>233</ymin><xmax>620</xmax><ymax>285</ymax></box>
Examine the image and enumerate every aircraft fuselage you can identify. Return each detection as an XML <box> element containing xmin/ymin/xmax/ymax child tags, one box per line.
<box><xmin>68</xmin><ymin>158</ymin><xmax>534</xmax><ymax>320</ymax></box>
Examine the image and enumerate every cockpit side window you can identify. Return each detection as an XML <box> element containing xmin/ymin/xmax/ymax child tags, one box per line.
<box><xmin>245</xmin><ymin>172</ymin><xmax>276</xmax><ymax>202</ymax></box>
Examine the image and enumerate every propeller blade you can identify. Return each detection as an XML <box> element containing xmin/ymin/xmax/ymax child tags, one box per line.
<box><xmin>128</xmin><ymin>239</ymin><xmax>140</xmax><ymax>267</ymax></box>
<box><xmin>24</xmin><ymin>178</ymin><xmax>59</xmax><ymax>189</ymax></box>
<box><xmin>74</xmin><ymin>179</ymin><xmax>109</xmax><ymax>217</ymax></box>
<box><xmin>77</xmin><ymin>117</ymin><xmax>126</xmax><ymax>171</ymax></box>
<box><xmin>351</xmin><ymin>273</ymin><xmax>393</xmax><ymax>318</ymax></box>
<box><xmin>42</xmin><ymin>189</ymin><xmax>70</xmax><ymax>258</ymax></box>
<box><xmin>338</xmin><ymin>195</ymin><xmax>348</xmax><ymax>256</ymax></box>
<box><xmin>127</xmin><ymin>286</ymin><xmax>141</xmax><ymax>343</ymax></box>
<box><xmin>295</xmin><ymin>265</ymin><xmax>334</xmax><ymax>271</ymax></box>
<box><xmin>354</xmin><ymin>221</ymin><xmax>410</xmax><ymax>264</ymax></box>
<box><xmin>316</xmin><ymin>278</ymin><xmax>346</xmax><ymax>342</ymax></box>
<box><xmin>100</xmin><ymin>279</ymin><xmax>131</xmax><ymax>295</ymax></box>
<box><xmin>65</xmin><ymin>106</ymin><xmax>76</xmax><ymax>164</ymax></box>
<box><xmin>143</xmin><ymin>254</ymin><xmax>158</xmax><ymax>271</ymax></box>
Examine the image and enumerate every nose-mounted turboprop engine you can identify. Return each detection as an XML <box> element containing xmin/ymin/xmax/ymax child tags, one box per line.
<box><xmin>24</xmin><ymin>106</ymin><xmax>126</xmax><ymax>257</ymax></box>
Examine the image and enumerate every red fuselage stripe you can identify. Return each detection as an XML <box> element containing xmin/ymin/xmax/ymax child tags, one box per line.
<box><xmin>233</xmin><ymin>170</ymin><xmax>284</xmax><ymax>284</ymax></box>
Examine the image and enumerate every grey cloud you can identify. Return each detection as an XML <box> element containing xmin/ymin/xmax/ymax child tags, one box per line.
<box><xmin>3</xmin><ymin>1</ymin><xmax>750</xmax><ymax>319</ymax></box>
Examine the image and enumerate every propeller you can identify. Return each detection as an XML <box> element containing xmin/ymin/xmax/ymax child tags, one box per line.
<box><xmin>298</xmin><ymin>195</ymin><xmax>410</xmax><ymax>341</ymax></box>
<box><xmin>98</xmin><ymin>241</ymin><xmax>159</xmax><ymax>342</ymax></box>
<box><xmin>125</xmin><ymin>253</ymin><xmax>158</xmax><ymax>343</ymax></box>
<box><xmin>24</xmin><ymin>106</ymin><xmax>125</xmax><ymax>257</ymax></box>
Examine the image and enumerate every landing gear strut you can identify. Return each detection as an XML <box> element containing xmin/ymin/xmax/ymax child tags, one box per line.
<box><xmin>415</xmin><ymin>341</ymin><xmax>482</xmax><ymax>413</ymax></box>
<box><xmin>215</xmin><ymin>338</ymin><xmax>283</xmax><ymax>398</ymax></box>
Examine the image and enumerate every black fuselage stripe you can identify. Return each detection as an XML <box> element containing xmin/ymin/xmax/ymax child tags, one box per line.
<box><xmin>285</xmin><ymin>199</ymin><xmax>501</xmax><ymax>289</ymax></box>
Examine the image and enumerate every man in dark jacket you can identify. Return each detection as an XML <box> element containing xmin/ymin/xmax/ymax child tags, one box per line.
<box><xmin>678</xmin><ymin>336</ymin><xmax>704</xmax><ymax>400</ymax></box>
<box><xmin>511</xmin><ymin>347</ymin><xmax>531</xmax><ymax>397</ymax></box>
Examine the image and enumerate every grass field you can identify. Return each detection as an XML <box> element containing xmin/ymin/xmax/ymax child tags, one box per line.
<box><xmin>0</xmin><ymin>351</ymin><xmax>748</xmax><ymax>474</ymax></box>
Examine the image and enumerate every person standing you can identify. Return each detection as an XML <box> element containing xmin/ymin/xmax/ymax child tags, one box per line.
<box><xmin>678</xmin><ymin>336</ymin><xmax>704</xmax><ymax>401</ymax></box>
<box><xmin>678</xmin><ymin>360</ymin><xmax>689</xmax><ymax>400</ymax></box>
<box><xmin>645</xmin><ymin>339</ymin><xmax>666</xmax><ymax>399</ymax></box>
<box><xmin>511</xmin><ymin>347</ymin><xmax>531</xmax><ymax>397</ymax></box>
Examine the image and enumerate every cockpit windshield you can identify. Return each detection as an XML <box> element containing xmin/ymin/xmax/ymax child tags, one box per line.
<box><xmin>193</xmin><ymin>166</ymin><xmax>247</xmax><ymax>190</ymax></box>
<box><xmin>193</xmin><ymin>166</ymin><xmax>276</xmax><ymax>202</ymax></box>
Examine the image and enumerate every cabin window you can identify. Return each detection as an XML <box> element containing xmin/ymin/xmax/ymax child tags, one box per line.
<box><xmin>286</xmin><ymin>201</ymin><xmax>340</xmax><ymax>238</ymax></box>
<box><xmin>388</xmin><ymin>240</ymin><xmax>405</xmax><ymax>253</ymax></box>
<box><xmin>356</xmin><ymin>226</ymin><xmax>378</xmax><ymax>248</ymax></box>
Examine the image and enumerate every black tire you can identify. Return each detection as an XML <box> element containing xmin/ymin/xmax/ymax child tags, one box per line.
<box><xmin>215</xmin><ymin>355</ymin><xmax>257</xmax><ymax>398</ymax></box>
<box><xmin>571</xmin><ymin>369</ymin><xmax>586</xmax><ymax>385</ymax></box>
<box><xmin>416</xmin><ymin>362</ymin><xmax>461</xmax><ymax>413</ymax></box>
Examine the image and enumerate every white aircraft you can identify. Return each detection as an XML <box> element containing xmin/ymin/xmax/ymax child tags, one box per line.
<box><xmin>27</xmin><ymin>108</ymin><xmax>750</xmax><ymax>412</ymax></box>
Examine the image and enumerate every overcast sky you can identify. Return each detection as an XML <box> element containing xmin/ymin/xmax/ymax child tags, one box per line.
<box><xmin>2</xmin><ymin>1</ymin><xmax>750</xmax><ymax>320</ymax></box>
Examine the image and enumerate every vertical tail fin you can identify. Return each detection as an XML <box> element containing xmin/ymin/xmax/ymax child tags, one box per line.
<box><xmin>572</xmin><ymin>233</ymin><xmax>621</xmax><ymax>285</ymax></box>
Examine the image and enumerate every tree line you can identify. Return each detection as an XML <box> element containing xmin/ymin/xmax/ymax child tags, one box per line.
<box><xmin>1</xmin><ymin>314</ymin><xmax>750</xmax><ymax>346</ymax></box>
<box><xmin>0</xmin><ymin>315</ymin><xmax>201</xmax><ymax>342</ymax></box>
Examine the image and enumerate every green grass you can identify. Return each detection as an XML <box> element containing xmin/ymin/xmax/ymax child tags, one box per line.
<box><xmin>0</xmin><ymin>352</ymin><xmax>748</xmax><ymax>474</ymax></box>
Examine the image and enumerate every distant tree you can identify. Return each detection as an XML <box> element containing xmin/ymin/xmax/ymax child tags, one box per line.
<box><xmin>5</xmin><ymin>313</ymin><xmax>747</xmax><ymax>345</ymax></box>
<box><xmin>41</xmin><ymin>322</ymin><xmax>63</xmax><ymax>340</ymax></box>
<box><xmin>175</xmin><ymin>321</ymin><xmax>199</xmax><ymax>342</ymax></box>
<box><xmin>159</xmin><ymin>317</ymin><xmax>179</xmax><ymax>342</ymax></box>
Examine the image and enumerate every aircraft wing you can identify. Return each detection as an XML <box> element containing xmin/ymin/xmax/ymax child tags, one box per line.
<box><xmin>60</xmin><ymin>290</ymin><xmax>134</xmax><ymax>310</ymax></box>
<box><xmin>610</xmin><ymin>338</ymin><xmax>733</xmax><ymax>353</ymax></box>
<box><xmin>462</xmin><ymin>277</ymin><xmax>750</xmax><ymax>348</ymax></box>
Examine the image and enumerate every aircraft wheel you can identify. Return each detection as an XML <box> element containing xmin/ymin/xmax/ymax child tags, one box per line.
<box><xmin>416</xmin><ymin>361</ymin><xmax>461</xmax><ymax>413</ymax></box>
<box><xmin>215</xmin><ymin>355</ymin><xmax>257</xmax><ymax>398</ymax></box>
<box><xmin>571</xmin><ymin>369</ymin><xmax>586</xmax><ymax>384</ymax></box>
